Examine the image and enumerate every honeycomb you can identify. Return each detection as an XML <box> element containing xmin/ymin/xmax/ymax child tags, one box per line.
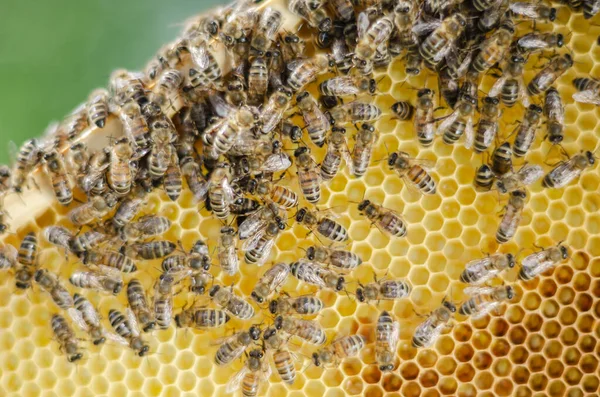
<box><xmin>0</xmin><ymin>1</ymin><xmax>599</xmax><ymax>397</ymax></box>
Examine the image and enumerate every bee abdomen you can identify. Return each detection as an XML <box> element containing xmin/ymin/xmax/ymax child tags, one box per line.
<box><xmin>408</xmin><ymin>165</ymin><xmax>436</xmax><ymax>194</ymax></box>
<box><xmin>443</xmin><ymin>122</ymin><xmax>465</xmax><ymax>145</ymax></box>
<box><xmin>273</xmin><ymin>350</ymin><xmax>296</xmax><ymax>384</ymax></box>
<box><xmin>293</xmin><ymin>296</ymin><xmax>323</xmax><ymax>314</ymax></box>
<box><xmin>317</xmin><ymin>218</ymin><xmax>348</xmax><ymax>242</ymax></box>
<box><xmin>500</xmin><ymin>80</ymin><xmax>519</xmax><ymax>107</ymax></box>
<box><xmin>391</xmin><ymin>101</ymin><xmax>414</xmax><ymax>120</ymax></box>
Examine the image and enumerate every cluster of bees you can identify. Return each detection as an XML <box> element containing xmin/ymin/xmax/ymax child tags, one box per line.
<box><xmin>0</xmin><ymin>0</ymin><xmax>598</xmax><ymax>394</ymax></box>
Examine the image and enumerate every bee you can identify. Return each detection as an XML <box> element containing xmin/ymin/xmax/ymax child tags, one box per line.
<box><xmin>391</xmin><ymin>101</ymin><xmax>414</xmax><ymax>121</ymax></box>
<box><xmin>584</xmin><ymin>0</ymin><xmax>600</xmax><ymax>18</ymax></box>
<box><xmin>491</xmin><ymin>142</ymin><xmax>513</xmax><ymax>176</ymax></box>
<box><xmin>320</xmin><ymin>127</ymin><xmax>349</xmax><ymax>182</ymax></box>
<box><xmin>118</xmin><ymin>103</ymin><xmax>150</xmax><ymax>152</ymax></box>
<box><xmin>64</xmin><ymin>143</ymin><xmax>89</xmax><ymax>187</ymax></box>
<box><xmin>250</xmin><ymin>7</ymin><xmax>282</xmax><ymax>55</ymax></box>
<box><xmin>44</xmin><ymin>226</ymin><xmax>74</xmax><ymax>251</ymax></box>
<box><xmin>251</xmin><ymin>263</ymin><xmax>290</xmax><ymax>303</ymax></box>
<box><xmin>69</xmin><ymin>194</ymin><xmax>117</xmax><ymax>226</ymax></box>
<box><xmin>328</xmin><ymin>0</ymin><xmax>354</xmax><ymax>21</ymax></box>
<box><xmin>181</xmin><ymin>157</ymin><xmax>209</xmax><ymax>202</ymax></box>
<box><xmin>148</xmin><ymin>120</ymin><xmax>175</xmax><ymax>179</ymax></box>
<box><xmin>226</xmin><ymin>348</ymin><xmax>271</xmax><ymax>397</ymax></box>
<box><xmin>470</xmin><ymin>20</ymin><xmax>514</xmax><ymax>75</ymax></box>
<box><xmin>243</xmin><ymin>220</ymin><xmax>285</xmax><ymax>266</ymax></box>
<box><xmin>459</xmin><ymin>285</ymin><xmax>515</xmax><ymax>318</ymax></box>
<box><xmin>460</xmin><ymin>253</ymin><xmax>516</xmax><ymax>285</ymax></box>
<box><xmin>81</xmin><ymin>250</ymin><xmax>137</xmax><ymax>273</ymax></box>
<box><xmin>280</xmin><ymin>121</ymin><xmax>303</xmax><ymax>143</ymax></box>
<box><xmin>354</xmin><ymin>14</ymin><xmax>394</xmax><ymax>66</ymax></box>
<box><xmin>208</xmin><ymin>163</ymin><xmax>236</xmax><ymax>219</ymax></box>
<box><xmin>376</xmin><ymin>311</ymin><xmax>400</xmax><ymax>372</ymax></box>
<box><xmin>215</xmin><ymin>326</ymin><xmax>262</xmax><ymax>366</ymax></box>
<box><xmin>248</xmin><ymin>56</ymin><xmax>269</xmax><ymax>103</ymax></box>
<box><xmin>358</xmin><ymin>200</ymin><xmax>407</xmax><ymax>238</ymax></box>
<box><xmin>10</xmin><ymin>138</ymin><xmax>43</xmax><ymax>193</ymax></box>
<box><xmin>572</xmin><ymin>77</ymin><xmax>600</xmax><ymax>105</ymax></box>
<box><xmin>51</xmin><ymin>314</ymin><xmax>83</xmax><ymax>362</ymax></box>
<box><xmin>350</xmin><ymin>123</ymin><xmax>378</xmax><ymax>177</ymax></box>
<box><xmin>87</xmin><ymin>88</ymin><xmax>110</xmax><ymax>128</ymax></box>
<box><xmin>108</xmin><ymin>137</ymin><xmax>134</xmax><ymax>195</ymax></box>
<box><xmin>509</xmin><ymin>1</ymin><xmax>557</xmax><ymax>21</ymax></box>
<box><xmin>528</xmin><ymin>54</ymin><xmax>573</xmax><ymax>96</ymax></box>
<box><xmin>319</xmin><ymin>75</ymin><xmax>376</xmax><ymax>98</ymax></box>
<box><xmin>204</xmin><ymin>107</ymin><xmax>256</xmax><ymax>159</ymax></box>
<box><xmin>475</xmin><ymin>164</ymin><xmax>495</xmax><ymax>191</ymax></box>
<box><xmin>515</xmin><ymin>32</ymin><xmax>564</xmax><ymax>55</ymax></box>
<box><xmin>543</xmin><ymin>151</ymin><xmax>596</xmax><ymax>188</ymax></box>
<box><xmin>263</xmin><ymin>327</ymin><xmax>296</xmax><ymax>384</ymax></box>
<box><xmin>153</xmin><ymin>272</ymin><xmax>178</xmax><ymax>329</ymax></box>
<box><xmin>72</xmin><ymin>293</ymin><xmax>108</xmax><ymax>345</ymax></box>
<box><xmin>69</xmin><ymin>230</ymin><xmax>108</xmax><ymax>253</ymax></box>
<box><xmin>513</xmin><ymin>104</ymin><xmax>543</xmax><ymax>157</ymax></box>
<box><xmin>279</xmin><ymin>32</ymin><xmax>306</xmax><ymax>64</ymax></box>
<box><xmin>388</xmin><ymin>152</ymin><xmax>436</xmax><ymax>195</ymax></box>
<box><xmin>231</xmin><ymin>198</ymin><xmax>261</xmax><ymax>216</ymax></box>
<box><xmin>0</xmin><ymin>244</ymin><xmax>18</xmax><ymax>270</ymax></box>
<box><xmin>54</xmin><ymin>105</ymin><xmax>89</xmax><ymax>149</ymax></box>
<box><xmin>174</xmin><ymin>307</ymin><xmax>231</xmax><ymax>329</ymax></box>
<box><xmin>218</xmin><ymin>226</ymin><xmax>239</xmax><ymax>276</ymax></box>
<box><xmin>209</xmin><ymin>285</ymin><xmax>255</xmax><ymax>320</ymax></box>
<box><xmin>274</xmin><ymin>315</ymin><xmax>327</xmax><ymax>345</ymax></box>
<box><xmin>69</xmin><ymin>268</ymin><xmax>123</xmax><ymax>295</ymax></box>
<box><xmin>327</xmin><ymin>101</ymin><xmax>382</xmax><ymax>125</ymax></box>
<box><xmin>412</xmin><ymin>300</ymin><xmax>456</xmax><ymax>348</ymax></box>
<box><xmin>474</xmin><ymin>97</ymin><xmax>501</xmax><ymax>153</ymax></box>
<box><xmin>190</xmin><ymin>271</ymin><xmax>212</xmax><ymax>295</ymax></box>
<box><xmin>80</xmin><ymin>148</ymin><xmax>110</xmax><ymax>194</ymax></box>
<box><xmin>260</xmin><ymin>87</ymin><xmax>293</xmax><ymax>135</ymax></box>
<box><xmin>164</xmin><ymin>151</ymin><xmax>182</xmax><ymax>201</ymax></box>
<box><xmin>34</xmin><ymin>270</ymin><xmax>75</xmax><ymax>313</ymax></box>
<box><xmin>296</xmin><ymin>91</ymin><xmax>329</xmax><ymax>147</ymax></box>
<box><xmin>296</xmin><ymin>207</ymin><xmax>349</xmax><ymax>242</ymax></box>
<box><xmin>410</xmin><ymin>89</ymin><xmax>436</xmax><ymax>146</ymax></box>
<box><xmin>269</xmin><ymin>294</ymin><xmax>324</xmax><ymax>315</ymax></box>
<box><xmin>110</xmin><ymin>190</ymin><xmax>146</xmax><ymax>229</ymax></box>
<box><xmin>286</xmin><ymin>55</ymin><xmax>333</xmax><ymax>92</ymax></box>
<box><xmin>496</xmin><ymin>190</ymin><xmax>527</xmax><ymax>244</ymax></box>
<box><xmin>127</xmin><ymin>279</ymin><xmax>156</xmax><ymax>332</ymax></box>
<box><xmin>108</xmin><ymin>309</ymin><xmax>150</xmax><ymax>356</ymax></box>
<box><xmin>496</xmin><ymin>164</ymin><xmax>544</xmax><ymax>194</ymax></box>
<box><xmin>543</xmin><ymin>87</ymin><xmax>565</xmax><ymax>145</ymax></box>
<box><xmin>356</xmin><ymin>277</ymin><xmax>412</xmax><ymax>303</ymax></box>
<box><xmin>15</xmin><ymin>232</ymin><xmax>38</xmax><ymax>290</ymax></box>
<box><xmin>294</xmin><ymin>147</ymin><xmax>321</xmax><ymax>203</ymax></box>
<box><xmin>438</xmin><ymin>70</ymin><xmax>459</xmax><ymax>109</ymax></box>
<box><xmin>418</xmin><ymin>13</ymin><xmax>466</xmax><ymax>67</ymax></box>
<box><xmin>438</xmin><ymin>93</ymin><xmax>477</xmax><ymax>148</ymax></box>
<box><xmin>519</xmin><ymin>244</ymin><xmax>569</xmax><ymax>280</ymax></box>
<box><xmin>145</xmin><ymin>68</ymin><xmax>184</xmax><ymax>116</ymax></box>
<box><xmin>305</xmin><ymin>245</ymin><xmax>362</xmax><ymax>271</ymax></box>
<box><xmin>287</xmin><ymin>0</ymin><xmax>332</xmax><ymax>32</ymax></box>
<box><xmin>254</xmin><ymin>179</ymin><xmax>298</xmax><ymax>209</ymax></box>
<box><xmin>312</xmin><ymin>335</ymin><xmax>365</xmax><ymax>367</ymax></box>
<box><xmin>290</xmin><ymin>260</ymin><xmax>345</xmax><ymax>291</ymax></box>
<box><xmin>121</xmin><ymin>215</ymin><xmax>171</xmax><ymax>242</ymax></box>
<box><xmin>478</xmin><ymin>0</ymin><xmax>508</xmax><ymax>32</ymax></box>
<box><xmin>238</xmin><ymin>202</ymin><xmax>285</xmax><ymax>240</ymax></box>
<box><xmin>109</xmin><ymin>69</ymin><xmax>149</xmax><ymax>107</ymax></box>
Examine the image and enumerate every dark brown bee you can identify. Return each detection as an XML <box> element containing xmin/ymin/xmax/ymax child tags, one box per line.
<box><xmin>470</xmin><ymin>20</ymin><xmax>514</xmax><ymax>74</ymax></box>
<box><xmin>51</xmin><ymin>314</ymin><xmax>83</xmax><ymax>362</ymax></box>
<box><xmin>294</xmin><ymin>147</ymin><xmax>321</xmax><ymax>203</ymax></box>
<box><xmin>527</xmin><ymin>54</ymin><xmax>573</xmax><ymax>96</ymax></box>
<box><xmin>513</xmin><ymin>104</ymin><xmax>543</xmax><ymax>157</ymax></box>
<box><xmin>391</xmin><ymin>101</ymin><xmax>414</xmax><ymax>121</ymax></box>
<box><xmin>358</xmin><ymin>200</ymin><xmax>407</xmax><ymax>238</ymax></box>
<box><xmin>491</xmin><ymin>142</ymin><xmax>513</xmax><ymax>176</ymax></box>
<box><xmin>544</xmin><ymin>87</ymin><xmax>565</xmax><ymax>145</ymax></box>
<box><xmin>474</xmin><ymin>97</ymin><xmax>501</xmax><ymax>153</ymax></box>
<box><xmin>475</xmin><ymin>164</ymin><xmax>495</xmax><ymax>191</ymax></box>
<box><xmin>496</xmin><ymin>190</ymin><xmax>527</xmax><ymax>243</ymax></box>
<box><xmin>87</xmin><ymin>88</ymin><xmax>110</xmax><ymax>128</ymax></box>
<box><xmin>296</xmin><ymin>207</ymin><xmax>348</xmax><ymax>242</ymax></box>
<box><xmin>44</xmin><ymin>151</ymin><xmax>73</xmax><ymax>206</ymax></box>
<box><xmin>15</xmin><ymin>232</ymin><xmax>38</xmax><ymax>289</ymax></box>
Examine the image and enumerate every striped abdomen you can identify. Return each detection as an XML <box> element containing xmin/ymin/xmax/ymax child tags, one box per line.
<box><xmin>298</xmin><ymin>169</ymin><xmax>321</xmax><ymax>203</ymax></box>
<box><xmin>474</xmin><ymin>120</ymin><xmax>497</xmax><ymax>153</ymax></box>
<box><xmin>270</xmin><ymin>185</ymin><xmax>298</xmax><ymax>208</ymax></box>
<box><xmin>500</xmin><ymin>79</ymin><xmax>519</xmax><ymax>107</ymax></box>
<box><xmin>443</xmin><ymin>119</ymin><xmax>466</xmax><ymax>145</ymax></box>
<box><xmin>378</xmin><ymin>212</ymin><xmax>407</xmax><ymax>237</ymax></box>
<box><xmin>317</xmin><ymin>218</ymin><xmax>348</xmax><ymax>242</ymax></box>
<box><xmin>407</xmin><ymin>165</ymin><xmax>436</xmax><ymax>194</ymax></box>
<box><xmin>273</xmin><ymin>350</ymin><xmax>296</xmax><ymax>384</ymax></box>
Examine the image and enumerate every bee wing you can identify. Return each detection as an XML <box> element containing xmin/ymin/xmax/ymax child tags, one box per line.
<box><xmin>226</xmin><ymin>366</ymin><xmax>249</xmax><ymax>393</ymax></box>
<box><xmin>357</xmin><ymin>12</ymin><xmax>370</xmax><ymax>40</ymax></box>
<box><xmin>572</xmin><ymin>89</ymin><xmax>600</xmax><ymax>105</ymax></box>
<box><xmin>463</xmin><ymin>286</ymin><xmax>496</xmax><ymax>296</ymax></box>
<box><xmin>126</xmin><ymin>308</ymin><xmax>142</xmax><ymax>337</ymax></box>
<box><xmin>296</xmin><ymin>259</ymin><xmax>327</xmax><ymax>288</ymax></box>
<box><xmin>466</xmin><ymin>256</ymin><xmax>492</xmax><ymax>270</ymax></box>
<box><xmin>333</xmin><ymin>78</ymin><xmax>362</xmax><ymax>96</ymax></box>
<box><xmin>104</xmin><ymin>331</ymin><xmax>130</xmax><ymax>347</ymax></box>
<box><xmin>471</xmin><ymin>301</ymin><xmax>500</xmax><ymax>320</ymax></box>
<box><xmin>464</xmin><ymin>116</ymin><xmax>474</xmax><ymax>149</ymax></box>
<box><xmin>518</xmin><ymin>164</ymin><xmax>544</xmax><ymax>185</ymax></box>
<box><xmin>488</xmin><ymin>75</ymin><xmax>508</xmax><ymax>98</ymax></box>
<box><xmin>189</xmin><ymin>41</ymin><xmax>210</xmax><ymax>70</ymax></box>
<box><xmin>260</xmin><ymin>153</ymin><xmax>292</xmax><ymax>173</ymax></box>
<box><xmin>221</xmin><ymin>178</ymin><xmax>236</xmax><ymax>203</ymax></box>
<box><xmin>242</xmin><ymin>228</ymin><xmax>267</xmax><ymax>252</ymax></box>
<box><xmin>68</xmin><ymin>308</ymin><xmax>89</xmax><ymax>332</ymax></box>
<box><xmin>239</xmin><ymin>211</ymin><xmax>267</xmax><ymax>240</ymax></box>
<box><xmin>413</xmin><ymin>316</ymin><xmax>440</xmax><ymax>347</ymax></box>
<box><xmin>2</xmin><ymin>244</ymin><xmax>18</xmax><ymax>265</ymax></box>
<box><xmin>331</xmin><ymin>38</ymin><xmax>347</xmax><ymax>63</ymax></box>
<box><xmin>208</xmin><ymin>92</ymin><xmax>234</xmax><ymax>118</ymax></box>
<box><xmin>255</xmin><ymin>238</ymin><xmax>276</xmax><ymax>267</ymax></box>
<box><xmin>412</xmin><ymin>20</ymin><xmax>441</xmax><ymax>36</ymax></box>
<box><xmin>533</xmin><ymin>72</ymin><xmax>555</xmax><ymax>93</ymax></box>
<box><xmin>522</xmin><ymin>251</ymin><xmax>549</xmax><ymax>269</ymax></box>
<box><xmin>436</xmin><ymin>112</ymin><xmax>458</xmax><ymax>136</ymax></box>
<box><xmin>98</xmin><ymin>265</ymin><xmax>124</xmax><ymax>280</ymax></box>
<box><xmin>517</xmin><ymin>77</ymin><xmax>530</xmax><ymax>107</ymax></box>
<box><xmin>286</xmin><ymin>59</ymin><xmax>306</xmax><ymax>73</ymax></box>
<box><xmin>517</xmin><ymin>36</ymin><xmax>548</xmax><ymax>50</ymax></box>
<box><xmin>508</xmin><ymin>2</ymin><xmax>539</xmax><ymax>18</ymax></box>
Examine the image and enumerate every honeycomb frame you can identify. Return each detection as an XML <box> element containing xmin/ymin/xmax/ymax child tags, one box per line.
<box><xmin>0</xmin><ymin>2</ymin><xmax>599</xmax><ymax>397</ymax></box>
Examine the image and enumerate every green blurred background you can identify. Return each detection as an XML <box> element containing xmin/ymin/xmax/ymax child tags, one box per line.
<box><xmin>0</xmin><ymin>0</ymin><xmax>219</xmax><ymax>163</ymax></box>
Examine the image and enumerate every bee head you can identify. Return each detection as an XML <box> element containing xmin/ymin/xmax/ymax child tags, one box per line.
<box><xmin>208</xmin><ymin>285</ymin><xmax>220</xmax><ymax>297</ymax></box>
<box><xmin>507</xmin><ymin>254</ymin><xmax>516</xmax><ymax>268</ymax></box>
<box><xmin>289</xmin><ymin>125</ymin><xmax>302</xmax><ymax>142</ymax></box>
<box><xmin>248</xmin><ymin>326</ymin><xmax>262</xmax><ymax>340</ymax></box>
<box><xmin>68</xmin><ymin>353</ymin><xmax>83</xmax><ymax>363</ymax></box>
<box><xmin>274</xmin><ymin>316</ymin><xmax>283</xmax><ymax>330</ymax></box>
<box><xmin>296</xmin><ymin>208</ymin><xmax>307</xmax><ymax>222</ymax></box>
<box><xmin>296</xmin><ymin>91</ymin><xmax>310</xmax><ymax>102</ymax></box>
<box><xmin>93</xmin><ymin>337</ymin><xmax>106</xmax><ymax>346</ymax></box>
<box><xmin>443</xmin><ymin>300</ymin><xmax>457</xmax><ymax>312</ymax></box>
<box><xmin>380</xmin><ymin>364</ymin><xmax>394</xmax><ymax>372</ymax></box>
<box><xmin>34</xmin><ymin>269</ymin><xmax>43</xmax><ymax>282</ymax></box>
<box><xmin>356</xmin><ymin>288</ymin><xmax>365</xmax><ymax>302</ymax></box>
<box><xmin>336</xmin><ymin>277</ymin><xmax>345</xmax><ymax>291</ymax></box>
<box><xmin>549</xmin><ymin>7</ymin><xmax>557</xmax><ymax>21</ymax></box>
<box><xmin>306</xmin><ymin>246</ymin><xmax>316</xmax><ymax>260</ymax></box>
<box><xmin>251</xmin><ymin>291</ymin><xmax>263</xmax><ymax>303</ymax></box>
<box><xmin>586</xmin><ymin>151</ymin><xmax>595</xmax><ymax>165</ymax></box>
<box><xmin>294</xmin><ymin>147</ymin><xmax>309</xmax><ymax>158</ymax></box>
<box><xmin>284</xmin><ymin>34</ymin><xmax>299</xmax><ymax>44</ymax></box>
<box><xmin>530</xmin><ymin>104</ymin><xmax>543</xmax><ymax>114</ymax></box>
<box><xmin>388</xmin><ymin>152</ymin><xmax>399</xmax><ymax>167</ymax></box>
<box><xmin>556</xmin><ymin>34</ymin><xmax>564</xmax><ymax>48</ymax></box>
<box><xmin>139</xmin><ymin>345</ymin><xmax>150</xmax><ymax>356</ymax></box>
<box><xmin>417</xmin><ymin>88</ymin><xmax>432</xmax><ymax>98</ymax></box>
<box><xmin>369</xmin><ymin>79</ymin><xmax>377</xmax><ymax>94</ymax></box>
<box><xmin>312</xmin><ymin>352</ymin><xmax>321</xmax><ymax>367</ymax></box>
<box><xmin>506</xmin><ymin>286</ymin><xmax>515</xmax><ymax>300</ymax></box>
<box><xmin>484</xmin><ymin>96</ymin><xmax>499</xmax><ymax>105</ymax></box>
<box><xmin>560</xmin><ymin>245</ymin><xmax>569</xmax><ymax>259</ymax></box>
<box><xmin>511</xmin><ymin>55</ymin><xmax>525</xmax><ymax>64</ymax></box>
<box><xmin>513</xmin><ymin>190</ymin><xmax>527</xmax><ymax>199</ymax></box>
<box><xmin>268</xmin><ymin>300</ymin><xmax>278</xmax><ymax>314</ymax></box>
<box><xmin>317</xmin><ymin>31</ymin><xmax>333</xmax><ymax>48</ymax></box>
<box><xmin>174</xmin><ymin>314</ymin><xmax>183</xmax><ymax>328</ymax></box>
<box><xmin>263</xmin><ymin>327</ymin><xmax>276</xmax><ymax>340</ymax></box>
<box><xmin>358</xmin><ymin>200</ymin><xmax>371</xmax><ymax>212</ymax></box>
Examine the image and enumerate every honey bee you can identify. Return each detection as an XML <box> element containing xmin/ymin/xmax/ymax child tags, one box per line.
<box><xmin>108</xmin><ymin>309</ymin><xmax>150</xmax><ymax>356</ymax></box>
<box><xmin>391</xmin><ymin>101</ymin><xmax>414</xmax><ymax>121</ymax></box>
<box><xmin>72</xmin><ymin>293</ymin><xmax>109</xmax><ymax>345</ymax></box>
<box><xmin>215</xmin><ymin>326</ymin><xmax>262</xmax><ymax>366</ymax></box>
<box><xmin>186</xmin><ymin>38</ymin><xmax>222</xmax><ymax>89</ymax></box>
<box><xmin>108</xmin><ymin>137</ymin><xmax>134</xmax><ymax>195</ymax></box>
<box><xmin>238</xmin><ymin>202</ymin><xmax>285</xmax><ymax>240</ymax></box>
<box><xmin>388</xmin><ymin>152</ymin><xmax>436</xmax><ymax>195</ymax></box>
<box><xmin>250</xmin><ymin>7</ymin><xmax>282</xmax><ymax>55</ymax></box>
<box><xmin>519</xmin><ymin>243</ymin><xmax>569</xmax><ymax>280</ymax></box>
<box><xmin>290</xmin><ymin>259</ymin><xmax>345</xmax><ymax>291</ymax></box>
<box><xmin>459</xmin><ymin>285</ymin><xmax>515</xmax><ymax>318</ymax></box>
<box><xmin>81</xmin><ymin>250</ymin><xmax>137</xmax><ymax>273</ymax></box>
<box><xmin>312</xmin><ymin>335</ymin><xmax>365</xmax><ymax>367</ymax></box>
<box><xmin>190</xmin><ymin>270</ymin><xmax>212</xmax><ymax>295</ymax></box>
<box><xmin>51</xmin><ymin>314</ymin><xmax>83</xmax><ymax>362</ymax></box>
<box><xmin>496</xmin><ymin>190</ymin><xmax>527</xmax><ymax>244</ymax></box>
<box><xmin>15</xmin><ymin>232</ymin><xmax>38</xmax><ymax>290</ymax></box>
<box><xmin>296</xmin><ymin>91</ymin><xmax>329</xmax><ymax>147</ymax></box>
<box><xmin>274</xmin><ymin>315</ymin><xmax>327</xmax><ymax>345</ymax></box>
<box><xmin>163</xmin><ymin>151</ymin><xmax>182</xmax><ymax>202</ymax></box>
<box><xmin>509</xmin><ymin>1</ymin><xmax>557</xmax><ymax>21</ymax></box>
<box><xmin>218</xmin><ymin>226</ymin><xmax>239</xmax><ymax>276</ymax></box>
<box><xmin>180</xmin><ymin>157</ymin><xmax>209</xmax><ymax>202</ymax></box>
<box><xmin>438</xmin><ymin>93</ymin><xmax>477</xmax><ymax>148</ymax></box>
<box><xmin>110</xmin><ymin>190</ymin><xmax>146</xmax><ymax>229</ymax></box>
<box><xmin>145</xmin><ymin>69</ymin><xmax>184</xmax><ymax>116</ymax></box>
<box><xmin>354</xmin><ymin>14</ymin><xmax>394</xmax><ymax>66</ymax></box>
<box><xmin>263</xmin><ymin>327</ymin><xmax>296</xmax><ymax>384</ymax></box>
<box><xmin>496</xmin><ymin>164</ymin><xmax>544</xmax><ymax>194</ymax></box>
<box><xmin>327</xmin><ymin>101</ymin><xmax>382</xmax><ymax>125</ymax></box>
<box><xmin>572</xmin><ymin>77</ymin><xmax>600</xmax><ymax>105</ymax></box>
<box><xmin>412</xmin><ymin>300</ymin><xmax>456</xmax><ymax>348</ymax></box>
<box><xmin>294</xmin><ymin>147</ymin><xmax>322</xmax><ymax>203</ymax></box>
<box><xmin>248</xmin><ymin>56</ymin><xmax>269</xmax><ymax>103</ymax></box>
<box><xmin>34</xmin><ymin>270</ymin><xmax>75</xmax><ymax>313</ymax></box>
<box><xmin>460</xmin><ymin>253</ymin><xmax>516</xmax><ymax>285</ymax></box>
<box><xmin>584</xmin><ymin>0</ymin><xmax>600</xmax><ymax>18</ymax></box>
<box><xmin>87</xmin><ymin>88</ymin><xmax>110</xmax><ymax>128</ymax></box>
<box><xmin>527</xmin><ymin>54</ymin><xmax>573</xmax><ymax>96</ymax></box>
<box><xmin>319</xmin><ymin>75</ymin><xmax>377</xmax><ymax>98</ymax></box>
<box><xmin>478</xmin><ymin>0</ymin><xmax>509</xmax><ymax>32</ymax></box>
<box><xmin>148</xmin><ymin>119</ymin><xmax>176</xmax><ymax>179</ymax></box>
<box><xmin>0</xmin><ymin>244</ymin><xmax>18</xmax><ymax>270</ymax></box>
<box><xmin>260</xmin><ymin>87</ymin><xmax>293</xmax><ymax>135</ymax></box>
<box><xmin>438</xmin><ymin>70</ymin><xmax>459</xmax><ymax>109</ymax></box>
<box><xmin>296</xmin><ymin>207</ymin><xmax>349</xmax><ymax>242</ymax></box>
<box><xmin>121</xmin><ymin>215</ymin><xmax>171</xmax><ymax>242</ymax></box>
<box><xmin>80</xmin><ymin>148</ymin><xmax>110</xmax><ymax>194</ymax></box>
<box><xmin>279</xmin><ymin>32</ymin><xmax>306</xmax><ymax>64</ymax></box>
<box><xmin>174</xmin><ymin>307</ymin><xmax>231</xmax><ymax>328</ymax></box>
<box><xmin>269</xmin><ymin>294</ymin><xmax>324</xmax><ymax>315</ymax></box>
<box><xmin>376</xmin><ymin>311</ymin><xmax>400</xmax><ymax>372</ymax></box>
<box><xmin>513</xmin><ymin>104</ymin><xmax>543</xmax><ymax>157</ymax></box>
<box><xmin>44</xmin><ymin>226</ymin><xmax>74</xmax><ymax>251</ymax></box>
<box><xmin>474</xmin><ymin>97</ymin><xmax>501</xmax><ymax>153</ymax></box>
<box><xmin>253</xmin><ymin>179</ymin><xmax>298</xmax><ymax>209</ymax></box>
<box><xmin>251</xmin><ymin>263</ymin><xmax>290</xmax><ymax>303</ymax></box>
<box><xmin>356</xmin><ymin>277</ymin><xmax>412</xmax><ymax>303</ymax></box>
<box><xmin>243</xmin><ymin>221</ymin><xmax>285</xmax><ymax>266</ymax></box>
<box><xmin>127</xmin><ymin>279</ymin><xmax>156</xmax><ymax>332</ymax></box>
<box><xmin>286</xmin><ymin>55</ymin><xmax>333</xmax><ymax>92</ymax></box>
<box><xmin>491</xmin><ymin>142</ymin><xmax>513</xmax><ymax>176</ymax></box>
<box><xmin>358</xmin><ymin>200</ymin><xmax>407</xmax><ymax>238</ymax></box>
<box><xmin>109</xmin><ymin>69</ymin><xmax>149</xmax><ymax>107</ymax></box>
<box><xmin>543</xmin><ymin>151</ymin><xmax>596</xmax><ymax>188</ymax></box>
<box><xmin>204</xmin><ymin>107</ymin><xmax>256</xmax><ymax>159</ymax></box>
<box><xmin>69</xmin><ymin>194</ymin><xmax>117</xmax><ymax>226</ymax></box>
<box><xmin>515</xmin><ymin>32</ymin><xmax>564</xmax><ymax>55</ymax></box>
<box><xmin>153</xmin><ymin>272</ymin><xmax>178</xmax><ymax>329</ymax></box>
<box><xmin>226</xmin><ymin>348</ymin><xmax>271</xmax><ymax>397</ymax></box>
<box><xmin>418</xmin><ymin>13</ymin><xmax>467</xmax><ymax>67</ymax></box>
<box><xmin>54</xmin><ymin>105</ymin><xmax>89</xmax><ymax>149</ymax></box>
<box><xmin>470</xmin><ymin>20</ymin><xmax>514</xmax><ymax>75</ymax></box>
<box><xmin>320</xmin><ymin>128</ymin><xmax>349</xmax><ymax>182</ymax></box>
<box><xmin>208</xmin><ymin>163</ymin><xmax>236</xmax><ymax>219</ymax></box>
<box><xmin>543</xmin><ymin>87</ymin><xmax>565</xmax><ymax>145</ymax></box>
<box><xmin>209</xmin><ymin>285</ymin><xmax>255</xmax><ymax>320</ymax></box>
<box><xmin>350</xmin><ymin>123</ymin><xmax>378</xmax><ymax>177</ymax></box>
<box><xmin>305</xmin><ymin>245</ymin><xmax>362</xmax><ymax>271</ymax></box>
<box><xmin>10</xmin><ymin>138</ymin><xmax>43</xmax><ymax>193</ymax></box>
<box><xmin>64</xmin><ymin>143</ymin><xmax>89</xmax><ymax>187</ymax></box>
<box><xmin>287</xmin><ymin>0</ymin><xmax>332</xmax><ymax>32</ymax></box>
<box><xmin>69</xmin><ymin>230</ymin><xmax>109</xmax><ymax>253</ymax></box>
<box><xmin>69</xmin><ymin>267</ymin><xmax>123</xmax><ymax>295</ymax></box>
<box><xmin>328</xmin><ymin>0</ymin><xmax>354</xmax><ymax>21</ymax></box>
<box><xmin>412</xmin><ymin>89</ymin><xmax>436</xmax><ymax>146</ymax></box>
